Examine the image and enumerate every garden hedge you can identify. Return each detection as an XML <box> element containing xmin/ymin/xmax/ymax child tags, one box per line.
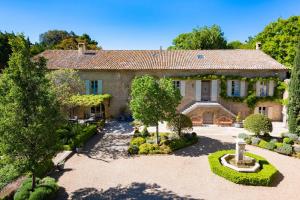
<box><xmin>208</xmin><ymin>150</ymin><xmax>278</xmax><ymax>186</ymax></box>
<box><xmin>14</xmin><ymin>177</ymin><xmax>58</xmax><ymax>200</ymax></box>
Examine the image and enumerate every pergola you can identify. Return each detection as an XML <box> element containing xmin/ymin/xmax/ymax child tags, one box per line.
<box><xmin>67</xmin><ymin>94</ymin><xmax>111</xmax><ymax>119</ymax></box>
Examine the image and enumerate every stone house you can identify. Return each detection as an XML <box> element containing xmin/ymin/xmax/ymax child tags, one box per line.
<box><xmin>38</xmin><ymin>43</ymin><xmax>287</xmax><ymax>125</ymax></box>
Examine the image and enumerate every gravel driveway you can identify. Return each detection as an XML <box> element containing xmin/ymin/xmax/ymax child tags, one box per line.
<box><xmin>53</xmin><ymin>121</ymin><xmax>300</xmax><ymax>200</ymax></box>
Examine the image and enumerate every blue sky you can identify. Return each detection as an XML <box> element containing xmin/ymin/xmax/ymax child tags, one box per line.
<box><xmin>0</xmin><ymin>0</ymin><xmax>299</xmax><ymax>49</ymax></box>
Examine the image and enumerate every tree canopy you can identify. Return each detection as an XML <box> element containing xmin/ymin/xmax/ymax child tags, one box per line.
<box><xmin>255</xmin><ymin>16</ymin><xmax>300</xmax><ymax>69</ymax></box>
<box><xmin>169</xmin><ymin>25</ymin><xmax>227</xmax><ymax>50</ymax></box>
<box><xmin>130</xmin><ymin>75</ymin><xmax>181</xmax><ymax>143</ymax></box>
<box><xmin>228</xmin><ymin>16</ymin><xmax>300</xmax><ymax>68</ymax></box>
<box><xmin>39</xmin><ymin>30</ymin><xmax>75</xmax><ymax>47</ymax></box>
<box><xmin>39</xmin><ymin>30</ymin><xmax>101</xmax><ymax>51</ymax></box>
<box><xmin>0</xmin><ymin>32</ymin><xmax>15</xmax><ymax>71</ymax></box>
<box><xmin>226</xmin><ymin>38</ymin><xmax>254</xmax><ymax>49</ymax></box>
<box><xmin>0</xmin><ymin>35</ymin><xmax>61</xmax><ymax>190</ymax></box>
<box><xmin>47</xmin><ymin>69</ymin><xmax>85</xmax><ymax>106</ymax></box>
<box><xmin>288</xmin><ymin>42</ymin><xmax>300</xmax><ymax>135</ymax></box>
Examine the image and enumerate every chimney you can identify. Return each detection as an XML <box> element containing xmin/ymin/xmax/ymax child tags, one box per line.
<box><xmin>256</xmin><ymin>42</ymin><xmax>261</xmax><ymax>50</ymax></box>
<box><xmin>78</xmin><ymin>43</ymin><xmax>86</xmax><ymax>55</ymax></box>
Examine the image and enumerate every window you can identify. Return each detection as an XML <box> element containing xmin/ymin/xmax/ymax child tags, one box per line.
<box><xmin>260</xmin><ymin>81</ymin><xmax>268</xmax><ymax>97</ymax></box>
<box><xmin>90</xmin><ymin>80</ymin><xmax>98</xmax><ymax>94</ymax></box>
<box><xmin>91</xmin><ymin>105</ymin><xmax>101</xmax><ymax>114</ymax></box>
<box><xmin>197</xmin><ymin>54</ymin><xmax>204</xmax><ymax>59</ymax></box>
<box><xmin>258</xmin><ymin>107</ymin><xmax>268</xmax><ymax>115</ymax></box>
<box><xmin>173</xmin><ymin>80</ymin><xmax>180</xmax><ymax>90</ymax></box>
<box><xmin>231</xmin><ymin>80</ymin><xmax>240</xmax><ymax>97</ymax></box>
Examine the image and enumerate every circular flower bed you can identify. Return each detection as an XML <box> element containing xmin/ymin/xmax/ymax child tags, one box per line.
<box><xmin>208</xmin><ymin>150</ymin><xmax>278</xmax><ymax>186</ymax></box>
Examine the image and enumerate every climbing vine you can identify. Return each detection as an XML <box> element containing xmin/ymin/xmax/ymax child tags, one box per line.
<box><xmin>172</xmin><ymin>74</ymin><xmax>286</xmax><ymax>109</ymax></box>
<box><xmin>68</xmin><ymin>94</ymin><xmax>111</xmax><ymax>107</ymax></box>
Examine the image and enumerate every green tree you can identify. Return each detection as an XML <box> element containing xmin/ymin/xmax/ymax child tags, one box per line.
<box><xmin>55</xmin><ymin>37</ymin><xmax>79</xmax><ymax>50</ymax></box>
<box><xmin>39</xmin><ymin>30</ymin><xmax>72</xmax><ymax>47</ymax></box>
<box><xmin>167</xmin><ymin>114</ymin><xmax>193</xmax><ymax>137</ymax></box>
<box><xmin>47</xmin><ymin>69</ymin><xmax>85</xmax><ymax>116</ymax></box>
<box><xmin>0</xmin><ymin>32</ymin><xmax>16</xmax><ymax>71</ymax></box>
<box><xmin>254</xmin><ymin>16</ymin><xmax>300</xmax><ymax>68</ymax></box>
<box><xmin>169</xmin><ymin>25</ymin><xmax>227</xmax><ymax>50</ymax></box>
<box><xmin>130</xmin><ymin>75</ymin><xmax>181</xmax><ymax>144</ymax></box>
<box><xmin>55</xmin><ymin>36</ymin><xmax>100</xmax><ymax>50</ymax></box>
<box><xmin>227</xmin><ymin>40</ymin><xmax>244</xmax><ymax>49</ymax></box>
<box><xmin>39</xmin><ymin>30</ymin><xmax>101</xmax><ymax>50</ymax></box>
<box><xmin>0</xmin><ymin>35</ymin><xmax>61</xmax><ymax>190</ymax></box>
<box><xmin>288</xmin><ymin>43</ymin><xmax>300</xmax><ymax>135</ymax></box>
<box><xmin>30</xmin><ymin>42</ymin><xmax>46</xmax><ymax>56</ymax></box>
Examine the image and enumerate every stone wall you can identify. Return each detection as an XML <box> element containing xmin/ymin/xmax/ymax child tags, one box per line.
<box><xmin>255</xmin><ymin>101</ymin><xmax>283</xmax><ymax>121</ymax></box>
<box><xmin>187</xmin><ymin>107</ymin><xmax>234</xmax><ymax>124</ymax></box>
<box><xmin>78</xmin><ymin>69</ymin><xmax>286</xmax><ymax>120</ymax></box>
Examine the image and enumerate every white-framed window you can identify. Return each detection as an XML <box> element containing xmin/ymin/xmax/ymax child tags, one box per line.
<box><xmin>231</xmin><ymin>80</ymin><xmax>240</xmax><ymax>97</ymax></box>
<box><xmin>90</xmin><ymin>80</ymin><xmax>98</xmax><ymax>94</ymax></box>
<box><xmin>173</xmin><ymin>80</ymin><xmax>181</xmax><ymax>90</ymax></box>
<box><xmin>259</xmin><ymin>81</ymin><xmax>268</xmax><ymax>97</ymax></box>
<box><xmin>258</xmin><ymin>107</ymin><xmax>268</xmax><ymax>115</ymax></box>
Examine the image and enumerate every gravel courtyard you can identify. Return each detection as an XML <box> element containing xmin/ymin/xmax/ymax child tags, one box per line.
<box><xmin>53</xmin><ymin>121</ymin><xmax>300</xmax><ymax>200</ymax></box>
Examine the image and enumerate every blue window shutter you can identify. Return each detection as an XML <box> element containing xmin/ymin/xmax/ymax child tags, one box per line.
<box><xmin>85</xmin><ymin>80</ymin><xmax>90</xmax><ymax>94</ymax></box>
<box><xmin>98</xmin><ymin>80</ymin><xmax>103</xmax><ymax>94</ymax></box>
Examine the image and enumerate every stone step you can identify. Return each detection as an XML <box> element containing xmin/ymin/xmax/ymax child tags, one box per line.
<box><xmin>181</xmin><ymin>101</ymin><xmax>236</xmax><ymax>117</ymax></box>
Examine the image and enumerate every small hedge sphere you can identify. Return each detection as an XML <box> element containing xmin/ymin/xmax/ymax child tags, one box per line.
<box><xmin>244</xmin><ymin>114</ymin><xmax>273</xmax><ymax>136</ymax></box>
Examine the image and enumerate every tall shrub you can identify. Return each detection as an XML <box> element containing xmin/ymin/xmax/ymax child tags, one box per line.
<box><xmin>0</xmin><ymin>35</ymin><xmax>61</xmax><ymax>190</ymax></box>
<box><xmin>288</xmin><ymin>42</ymin><xmax>300</xmax><ymax>135</ymax></box>
<box><xmin>168</xmin><ymin>114</ymin><xmax>193</xmax><ymax>137</ymax></box>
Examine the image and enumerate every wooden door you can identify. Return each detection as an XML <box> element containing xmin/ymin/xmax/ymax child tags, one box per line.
<box><xmin>203</xmin><ymin>112</ymin><xmax>214</xmax><ymax>124</ymax></box>
<box><xmin>201</xmin><ymin>81</ymin><xmax>211</xmax><ymax>101</ymax></box>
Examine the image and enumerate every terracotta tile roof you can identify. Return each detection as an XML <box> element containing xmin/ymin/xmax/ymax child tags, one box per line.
<box><xmin>37</xmin><ymin>49</ymin><xmax>287</xmax><ymax>70</ymax></box>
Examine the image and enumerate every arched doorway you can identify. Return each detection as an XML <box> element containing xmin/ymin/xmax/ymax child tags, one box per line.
<box><xmin>203</xmin><ymin>111</ymin><xmax>214</xmax><ymax>124</ymax></box>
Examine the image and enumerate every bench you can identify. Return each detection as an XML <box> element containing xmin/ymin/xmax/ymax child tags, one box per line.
<box><xmin>216</xmin><ymin>116</ymin><xmax>233</xmax><ymax>126</ymax></box>
<box><xmin>191</xmin><ymin>116</ymin><xmax>203</xmax><ymax>126</ymax></box>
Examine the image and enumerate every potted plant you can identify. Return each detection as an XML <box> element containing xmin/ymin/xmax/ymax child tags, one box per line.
<box><xmin>76</xmin><ymin>143</ymin><xmax>83</xmax><ymax>153</ymax></box>
<box><xmin>234</xmin><ymin>112</ymin><xmax>243</xmax><ymax>128</ymax></box>
<box><xmin>57</xmin><ymin>161</ymin><xmax>65</xmax><ymax>171</ymax></box>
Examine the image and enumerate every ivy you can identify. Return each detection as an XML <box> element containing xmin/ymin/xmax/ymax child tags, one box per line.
<box><xmin>68</xmin><ymin>94</ymin><xmax>111</xmax><ymax>107</ymax></box>
<box><xmin>172</xmin><ymin>74</ymin><xmax>286</xmax><ymax>109</ymax></box>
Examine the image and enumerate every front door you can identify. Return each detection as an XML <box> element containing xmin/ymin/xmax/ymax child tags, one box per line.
<box><xmin>203</xmin><ymin>112</ymin><xmax>214</xmax><ymax>124</ymax></box>
<box><xmin>201</xmin><ymin>81</ymin><xmax>211</xmax><ymax>101</ymax></box>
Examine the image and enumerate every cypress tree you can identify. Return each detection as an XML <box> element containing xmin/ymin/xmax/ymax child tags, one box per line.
<box><xmin>288</xmin><ymin>42</ymin><xmax>300</xmax><ymax>135</ymax></box>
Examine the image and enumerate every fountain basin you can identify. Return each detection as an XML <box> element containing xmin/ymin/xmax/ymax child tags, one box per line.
<box><xmin>221</xmin><ymin>154</ymin><xmax>260</xmax><ymax>172</ymax></box>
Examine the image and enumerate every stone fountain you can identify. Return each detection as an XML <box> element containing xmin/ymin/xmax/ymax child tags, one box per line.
<box><xmin>220</xmin><ymin>138</ymin><xmax>260</xmax><ymax>172</ymax></box>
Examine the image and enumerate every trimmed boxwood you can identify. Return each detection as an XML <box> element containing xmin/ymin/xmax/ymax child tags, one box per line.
<box><xmin>275</xmin><ymin>143</ymin><xmax>293</xmax><ymax>155</ymax></box>
<box><xmin>208</xmin><ymin>150</ymin><xmax>278</xmax><ymax>186</ymax></box>
<box><xmin>128</xmin><ymin>132</ymin><xmax>198</xmax><ymax>155</ymax></box>
<box><xmin>14</xmin><ymin>177</ymin><xmax>58</xmax><ymax>200</ymax></box>
<box><xmin>244</xmin><ymin>114</ymin><xmax>273</xmax><ymax>136</ymax></box>
<box><xmin>283</xmin><ymin>137</ymin><xmax>294</xmax><ymax>145</ymax></box>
